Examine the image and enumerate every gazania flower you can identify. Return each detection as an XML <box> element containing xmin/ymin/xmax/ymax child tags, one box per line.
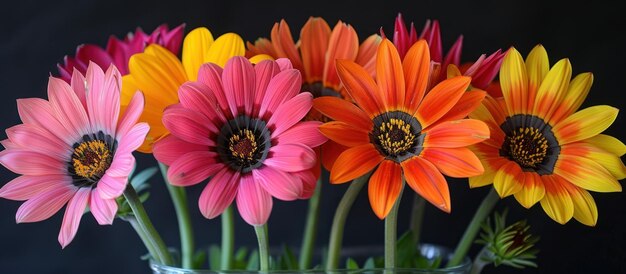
<box><xmin>152</xmin><ymin>57</ymin><xmax>327</xmax><ymax>225</ymax></box>
<box><xmin>0</xmin><ymin>63</ymin><xmax>148</xmax><ymax>247</ymax></box>
<box><xmin>122</xmin><ymin>27</ymin><xmax>270</xmax><ymax>153</ymax></box>
<box><xmin>58</xmin><ymin>24</ymin><xmax>185</xmax><ymax>81</ymax></box>
<box><xmin>382</xmin><ymin>14</ymin><xmax>504</xmax><ymax>93</ymax></box>
<box><xmin>314</xmin><ymin>39</ymin><xmax>489</xmax><ymax>218</ymax></box>
<box><xmin>469</xmin><ymin>45</ymin><xmax>625</xmax><ymax>225</ymax></box>
<box><xmin>246</xmin><ymin>17</ymin><xmax>381</xmax><ymax>169</ymax></box>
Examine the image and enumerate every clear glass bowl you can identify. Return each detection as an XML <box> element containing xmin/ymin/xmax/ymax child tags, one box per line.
<box><xmin>150</xmin><ymin>244</ymin><xmax>471</xmax><ymax>274</ymax></box>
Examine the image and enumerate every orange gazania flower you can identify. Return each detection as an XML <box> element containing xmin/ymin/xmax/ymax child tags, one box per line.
<box><xmin>247</xmin><ymin>17</ymin><xmax>381</xmax><ymax>170</ymax></box>
<box><xmin>469</xmin><ymin>45</ymin><xmax>625</xmax><ymax>225</ymax></box>
<box><xmin>314</xmin><ymin>39</ymin><xmax>489</xmax><ymax>218</ymax></box>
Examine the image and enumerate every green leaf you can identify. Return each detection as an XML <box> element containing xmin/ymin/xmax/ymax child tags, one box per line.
<box><xmin>282</xmin><ymin>245</ymin><xmax>298</xmax><ymax>270</ymax></box>
<box><xmin>363</xmin><ymin>257</ymin><xmax>376</xmax><ymax>269</ymax></box>
<box><xmin>396</xmin><ymin>230</ymin><xmax>416</xmax><ymax>267</ymax></box>
<box><xmin>193</xmin><ymin>249</ymin><xmax>207</xmax><ymax>269</ymax></box>
<box><xmin>208</xmin><ymin>245</ymin><xmax>221</xmax><ymax>271</ymax></box>
<box><xmin>131</xmin><ymin>166</ymin><xmax>158</xmax><ymax>189</ymax></box>
<box><xmin>246</xmin><ymin>249</ymin><xmax>259</xmax><ymax>271</ymax></box>
<box><xmin>346</xmin><ymin>258</ymin><xmax>359</xmax><ymax>269</ymax></box>
<box><xmin>233</xmin><ymin>247</ymin><xmax>249</xmax><ymax>269</ymax></box>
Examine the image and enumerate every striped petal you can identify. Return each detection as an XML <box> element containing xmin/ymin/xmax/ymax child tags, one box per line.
<box><xmin>554</xmin><ymin>154</ymin><xmax>621</xmax><ymax>192</ymax></box>
<box><xmin>493</xmin><ymin>161</ymin><xmax>524</xmax><ymax>197</ymax></box>
<box><xmin>271</xmin><ymin>20</ymin><xmax>304</xmax><ymax>72</ymax></box>
<box><xmin>532</xmin><ymin>59</ymin><xmax>572</xmax><ymax>121</ymax></box>
<box><xmin>421</xmin><ymin>147</ymin><xmax>484</xmax><ymax>178</ymax></box>
<box><xmin>319</xmin><ymin>121</ymin><xmax>370</xmax><ymax>147</ymax></box>
<box><xmin>553</xmin><ymin>105</ymin><xmax>618</xmax><ymax>145</ymax></box>
<box><xmin>323</xmin><ymin>21</ymin><xmax>359</xmax><ymax>90</ymax></box>
<box><xmin>368</xmin><ymin>160</ymin><xmax>403</xmax><ymax>219</ymax></box>
<box><xmin>583</xmin><ymin>134</ymin><xmax>626</xmax><ymax>157</ymax></box>
<box><xmin>335</xmin><ymin>59</ymin><xmax>384</xmax><ymax>117</ymax></box>
<box><xmin>198</xmin><ymin>168</ymin><xmax>239</xmax><ymax>219</ymax></box>
<box><xmin>437</xmin><ymin>90</ymin><xmax>486</xmax><ymax>122</ymax></box>
<box><xmin>300</xmin><ymin>17</ymin><xmax>331</xmax><ymax>83</ymax></box>
<box><xmin>549</xmin><ymin>72</ymin><xmax>593</xmax><ymax>124</ymax></box>
<box><xmin>403</xmin><ymin>40</ymin><xmax>430</xmax><ymax>113</ymax></box>
<box><xmin>561</xmin><ymin>142</ymin><xmax>626</xmax><ymax>179</ymax></box>
<box><xmin>540</xmin><ymin>176</ymin><xmax>574</xmax><ymax>224</ymax></box>
<box><xmin>236</xmin><ymin>174</ymin><xmax>273</xmax><ymax>226</ymax></box>
<box><xmin>401</xmin><ymin>156</ymin><xmax>451</xmax><ymax>213</ymax></box>
<box><xmin>313</xmin><ymin>97</ymin><xmax>373</xmax><ymax>131</ymax></box>
<box><xmin>206</xmin><ymin>33</ymin><xmax>245</xmax><ymax>68</ymax></box>
<box><xmin>563</xmin><ymin>184</ymin><xmax>598</xmax><ymax>226</ymax></box>
<box><xmin>375</xmin><ymin>39</ymin><xmax>405</xmax><ymax>110</ymax></box>
<box><xmin>182</xmin><ymin>27</ymin><xmax>215</xmax><ymax>80</ymax></box>
<box><xmin>513</xmin><ymin>172</ymin><xmax>546</xmax><ymax>208</ymax></box>
<box><xmin>330</xmin><ymin>143</ymin><xmax>383</xmax><ymax>184</ymax></box>
<box><xmin>524</xmin><ymin>45</ymin><xmax>549</xmax><ymax>112</ymax></box>
<box><xmin>423</xmin><ymin>119</ymin><xmax>489</xmax><ymax>148</ymax></box>
<box><xmin>416</xmin><ymin>76</ymin><xmax>470</xmax><ymax>128</ymax></box>
<box><xmin>58</xmin><ymin>188</ymin><xmax>90</xmax><ymax>248</ymax></box>
<box><xmin>500</xmin><ymin>47</ymin><xmax>528</xmax><ymax>115</ymax></box>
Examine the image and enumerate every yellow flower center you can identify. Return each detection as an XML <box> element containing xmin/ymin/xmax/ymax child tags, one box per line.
<box><xmin>376</xmin><ymin>118</ymin><xmax>417</xmax><ymax>155</ymax></box>
<box><xmin>72</xmin><ymin>140</ymin><xmax>112</xmax><ymax>180</ymax></box>
<box><xmin>503</xmin><ymin>127</ymin><xmax>548</xmax><ymax>168</ymax></box>
<box><xmin>229</xmin><ymin>129</ymin><xmax>258</xmax><ymax>163</ymax></box>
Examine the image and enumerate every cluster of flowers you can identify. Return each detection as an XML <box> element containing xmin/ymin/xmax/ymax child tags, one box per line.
<box><xmin>1</xmin><ymin>14</ymin><xmax>623</xmax><ymax>272</ymax></box>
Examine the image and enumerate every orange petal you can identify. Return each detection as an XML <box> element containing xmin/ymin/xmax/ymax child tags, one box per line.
<box><xmin>549</xmin><ymin>73</ymin><xmax>593</xmax><ymax>124</ymax></box>
<box><xmin>493</xmin><ymin>161</ymin><xmax>524</xmax><ymax>197</ymax></box>
<box><xmin>319</xmin><ymin>121</ymin><xmax>370</xmax><ymax>147</ymax></box>
<box><xmin>500</xmin><ymin>47</ymin><xmax>528</xmax><ymax>115</ymax></box>
<box><xmin>554</xmin><ymin>154</ymin><xmax>622</xmax><ymax>193</ymax></box>
<box><xmin>553</xmin><ymin>105</ymin><xmax>618</xmax><ymax>145</ymax></box>
<box><xmin>524</xmin><ymin>45</ymin><xmax>549</xmax><ymax>112</ymax></box>
<box><xmin>321</xmin><ymin>140</ymin><xmax>349</xmax><ymax>172</ymax></box>
<box><xmin>438</xmin><ymin>89</ymin><xmax>486</xmax><ymax>122</ymax></box>
<box><xmin>469</xmin><ymin>147</ymin><xmax>509</xmax><ymax>188</ymax></box>
<box><xmin>368</xmin><ymin>160</ymin><xmax>403</xmax><ymax>219</ymax></box>
<box><xmin>540</xmin><ymin>175</ymin><xmax>574</xmax><ymax>224</ymax></box>
<box><xmin>403</xmin><ymin>40</ymin><xmax>431</xmax><ymax>113</ymax></box>
<box><xmin>376</xmin><ymin>39</ymin><xmax>405</xmax><ymax>110</ymax></box>
<box><xmin>424</xmin><ymin>119</ymin><xmax>489</xmax><ymax>148</ymax></box>
<box><xmin>271</xmin><ymin>20</ymin><xmax>304</xmax><ymax>72</ymax></box>
<box><xmin>401</xmin><ymin>156</ymin><xmax>451</xmax><ymax>213</ymax></box>
<box><xmin>482</xmin><ymin>95</ymin><xmax>507</xmax><ymax>126</ymax></box>
<box><xmin>313</xmin><ymin>97</ymin><xmax>373</xmax><ymax>131</ymax></box>
<box><xmin>246</xmin><ymin>38</ymin><xmax>277</xmax><ymax>58</ymax></box>
<box><xmin>421</xmin><ymin>147</ymin><xmax>484</xmax><ymax>178</ymax></box>
<box><xmin>336</xmin><ymin>60</ymin><xmax>384</xmax><ymax>117</ymax></box>
<box><xmin>416</xmin><ymin>76</ymin><xmax>471</xmax><ymax>128</ymax></box>
<box><xmin>513</xmin><ymin>172</ymin><xmax>546</xmax><ymax>208</ymax></box>
<box><xmin>532</xmin><ymin>59</ymin><xmax>572</xmax><ymax>121</ymax></box>
<box><xmin>300</xmin><ymin>17</ymin><xmax>331</xmax><ymax>83</ymax></box>
<box><xmin>330</xmin><ymin>143</ymin><xmax>383</xmax><ymax>184</ymax></box>
<box><xmin>323</xmin><ymin>21</ymin><xmax>359</xmax><ymax>90</ymax></box>
<box><xmin>355</xmin><ymin>34</ymin><xmax>382</xmax><ymax>77</ymax></box>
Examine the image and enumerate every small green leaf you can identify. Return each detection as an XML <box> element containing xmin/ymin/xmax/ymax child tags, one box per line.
<box><xmin>131</xmin><ymin>167</ymin><xmax>158</xmax><ymax>189</ymax></box>
<box><xmin>246</xmin><ymin>249</ymin><xmax>259</xmax><ymax>271</ymax></box>
<box><xmin>282</xmin><ymin>245</ymin><xmax>298</xmax><ymax>270</ymax></box>
<box><xmin>193</xmin><ymin>249</ymin><xmax>207</xmax><ymax>269</ymax></box>
<box><xmin>346</xmin><ymin>258</ymin><xmax>359</xmax><ymax>269</ymax></box>
<box><xmin>208</xmin><ymin>245</ymin><xmax>221</xmax><ymax>270</ymax></box>
<box><xmin>396</xmin><ymin>230</ymin><xmax>416</xmax><ymax>267</ymax></box>
<box><xmin>363</xmin><ymin>257</ymin><xmax>376</xmax><ymax>269</ymax></box>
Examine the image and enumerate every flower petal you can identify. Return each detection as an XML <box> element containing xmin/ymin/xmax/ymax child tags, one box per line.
<box><xmin>583</xmin><ymin>134</ymin><xmax>626</xmax><ymax>157</ymax></box>
<box><xmin>96</xmin><ymin>174</ymin><xmax>127</xmax><ymax>199</ymax></box>
<box><xmin>313</xmin><ymin>96</ymin><xmax>373</xmax><ymax>132</ymax></box>
<box><xmin>222</xmin><ymin>56</ymin><xmax>255</xmax><ymax>116</ymax></box>
<box><xmin>493</xmin><ymin>161</ymin><xmax>524</xmax><ymax>197</ymax></box>
<box><xmin>153</xmin><ymin>135</ymin><xmax>208</xmax><ymax>166</ymax></box>
<box><xmin>513</xmin><ymin>172</ymin><xmax>546</xmax><ymax>208</ymax></box>
<box><xmin>236</xmin><ymin>174</ymin><xmax>273</xmax><ymax>226</ymax></box>
<box><xmin>561</xmin><ymin>142</ymin><xmax>626</xmax><ymax>180</ymax></box>
<box><xmin>58</xmin><ymin>188</ymin><xmax>90</xmax><ymax>248</ymax></box>
<box><xmin>117</xmin><ymin>91</ymin><xmax>145</xmax><ymax>139</ymax></box>
<box><xmin>198</xmin><ymin>168</ymin><xmax>239</xmax><ymax>219</ymax></box>
<box><xmin>330</xmin><ymin>144</ymin><xmax>383</xmax><ymax>184</ymax></box>
<box><xmin>15</xmin><ymin>185</ymin><xmax>75</xmax><ymax>223</ymax></box>
<box><xmin>421</xmin><ymin>147</ymin><xmax>485</xmax><ymax>178</ymax></box>
<box><xmin>48</xmin><ymin>77</ymin><xmax>89</xmax><ymax>138</ymax></box>
<box><xmin>182</xmin><ymin>27</ymin><xmax>215</xmax><ymax>80</ymax></box>
<box><xmin>540</xmin><ymin>176</ymin><xmax>574</xmax><ymax>225</ymax></box>
<box><xmin>403</xmin><ymin>40</ymin><xmax>430</xmax><ymax>113</ymax></box>
<box><xmin>16</xmin><ymin>98</ymin><xmax>73</xmax><ymax>144</ymax></box>
<box><xmin>300</xmin><ymin>17</ymin><xmax>331</xmax><ymax>83</ymax></box>
<box><xmin>368</xmin><ymin>160</ymin><xmax>402</xmax><ymax>219</ymax></box>
<box><xmin>319</xmin><ymin>121</ymin><xmax>370</xmax><ymax>147</ymax></box>
<box><xmin>163</xmin><ymin>106</ymin><xmax>217</xmax><ymax>146</ymax></box>
<box><xmin>524</xmin><ymin>45</ymin><xmax>548</xmax><ymax>112</ymax></box>
<box><xmin>437</xmin><ymin>90</ymin><xmax>486</xmax><ymax>122</ymax></box>
<box><xmin>264</xmin><ymin>144</ymin><xmax>316</xmax><ymax>173</ymax></box>
<box><xmin>335</xmin><ymin>59</ymin><xmax>384</xmax><ymax>117</ymax></box>
<box><xmin>553</xmin><ymin>105</ymin><xmax>618</xmax><ymax>145</ymax></box>
<box><xmin>563</xmin><ymin>184</ymin><xmax>598</xmax><ymax>226</ymax></box>
<box><xmin>258</xmin><ymin>69</ymin><xmax>302</xmax><ymax>119</ymax></box>
<box><xmin>274</xmin><ymin>121</ymin><xmax>327</xmax><ymax>148</ymax></box>
<box><xmin>90</xmin><ymin>191</ymin><xmax>118</xmax><ymax>225</ymax></box>
<box><xmin>0</xmin><ymin>150</ymin><xmax>66</xmax><ymax>175</ymax></box>
<box><xmin>253</xmin><ymin>165</ymin><xmax>302</xmax><ymax>201</ymax></box>
<box><xmin>375</xmin><ymin>39</ymin><xmax>405</xmax><ymax>109</ymax></box>
<box><xmin>0</xmin><ymin>175</ymin><xmax>69</xmax><ymax>201</ymax></box>
<box><xmin>6</xmin><ymin>124</ymin><xmax>70</xmax><ymax>161</ymax></box>
<box><xmin>115</xmin><ymin>123</ymin><xmax>150</xmax><ymax>156</ymax></box>
<box><xmin>168</xmin><ymin>151</ymin><xmax>223</xmax><ymax>186</ymax></box>
<box><xmin>416</xmin><ymin>76</ymin><xmax>470</xmax><ymax>128</ymax></box>
<box><xmin>253</xmin><ymin>60</ymin><xmax>282</xmax><ymax>111</ymax></box>
<box><xmin>268</xmin><ymin>93</ymin><xmax>313</xmax><ymax>138</ymax></box>
<box><xmin>323</xmin><ymin>21</ymin><xmax>359</xmax><ymax>89</ymax></box>
<box><xmin>549</xmin><ymin>72</ymin><xmax>593</xmax><ymax>124</ymax></box>
<box><xmin>271</xmin><ymin>20</ymin><xmax>304</xmax><ymax>71</ymax></box>
<box><xmin>423</xmin><ymin>119</ymin><xmax>489</xmax><ymax>148</ymax></box>
<box><xmin>401</xmin><ymin>156</ymin><xmax>451</xmax><ymax>213</ymax></box>
<box><xmin>532</xmin><ymin>59</ymin><xmax>572</xmax><ymax>121</ymax></box>
<box><xmin>321</xmin><ymin>140</ymin><xmax>348</xmax><ymax>172</ymax></box>
<box><xmin>554</xmin><ymin>154</ymin><xmax>621</xmax><ymax>193</ymax></box>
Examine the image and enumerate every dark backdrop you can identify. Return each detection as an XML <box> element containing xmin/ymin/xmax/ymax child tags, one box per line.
<box><xmin>1</xmin><ymin>0</ymin><xmax>624</xmax><ymax>273</ymax></box>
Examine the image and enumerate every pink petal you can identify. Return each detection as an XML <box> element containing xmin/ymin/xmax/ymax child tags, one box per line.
<box><xmin>16</xmin><ymin>98</ymin><xmax>74</xmax><ymax>145</ymax></box>
<box><xmin>253</xmin><ymin>166</ymin><xmax>302</xmax><ymax>201</ymax></box>
<box><xmin>105</xmin><ymin>37</ymin><xmax>130</xmax><ymax>74</ymax></box>
<box><xmin>116</xmin><ymin>91</ymin><xmax>145</xmax><ymax>138</ymax></box>
<box><xmin>85</xmin><ymin>63</ymin><xmax>121</xmax><ymax>135</ymax></box>
<box><xmin>197</xmin><ymin>63</ymin><xmax>231</xmax><ymax>118</ymax></box>
<box><xmin>264</xmin><ymin>144</ymin><xmax>316</xmax><ymax>172</ymax></box>
<box><xmin>470</xmin><ymin>49</ymin><xmax>505</xmax><ymax>90</ymax></box>
<box><xmin>47</xmin><ymin>77</ymin><xmax>89</xmax><ymax>138</ymax></box>
<box><xmin>163</xmin><ymin>24</ymin><xmax>185</xmax><ymax>55</ymax></box>
<box><xmin>293</xmin><ymin>169</ymin><xmax>317</xmax><ymax>199</ymax></box>
<box><xmin>198</xmin><ymin>168</ymin><xmax>239</xmax><ymax>219</ymax></box>
<box><xmin>115</xmin><ymin>123</ymin><xmax>149</xmax><ymax>156</ymax></box>
<box><xmin>178</xmin><ymin>81</ymin><xmax>227</xmax><ymax>124</ymax></box>
<box><xmin>0</xmin><ymin>149</ymin><xmax>66</xmax><ymax>175</ymax></box>
<box><xmin>96</xmin><ymin>174</ymin><xmax>127</xmax><ymax>199</ymax></box>
<box><xmin>274</xmin><ymin>121</ymin><xmax>327</xmax><ymax>148</ymax></box>
<box><xmin>76</xmin><ymin>44</ymin><xmax>113</xmax><ymax>69</ymax></box>
<box><xmin>442</xmin><ymin>35</ymin><xmax>463</xmax><ymax>69</ymax></box>
<box><xmin>236</xmin><ymin>174</ymin><xmax>273</xmax><ymax>226</ymax></box>
<box><xmin>15</xmin><ymin>185</ymin><xmax>75</xmax><ymax>223</ymax></box>
<box><xmin>222</xmin><ymin>56</ymin><xmax>255</xmax><ymax>116</ymax></box>
<box><xmin>106</xmin><ymin>152</ymin><xmax>135</xmax><ymax>178</ymax></box>
<box><xmin>153</xmin><ymin>135</ymin><xmax>208</xmax><ymax>166</ymax></box>
<box><xmin>6</xmin><ymin>124</ymin><xmax>71</xmax><ymax>161</ymax></box>
<box><xmin>253</xmin><ymin>60</ymin><xmax>282</xmax><ymax>113</ymax></box>
<box><xmin>163</xmin><ymin>106</ymin><xmax>217</xmax><ymax>146</ymax></box>
<box><xmin>276</xmin><ymin>58</ymin><xmax>293</xmax><ymax>71</ymax></box>
<box><xmin>85</xmin><ymin>62</ymin><xmax>106</xmax><ymax>129</ymax></box>
<box><xmin>167</xmin><ymin>151</ymin><xmax>224</xmax><ymax>186</ymax></box>
<box><xmin>1</xmin><ymin>139</ymin><xmax>16</xmax><ymax>149</ymax></box>
<box><xmin>267</xmin><ymin>92</ymin><xmax>312</xmax><ymax>137</ymax></box>
<box><xmin>58</xmin><ymin>188</ymin><xmax>90</xmax><ymax>248</ymax></box>
<box><xmin>70</xmin><ymin>69</ymin><xmax>88</xmax><ymax>109</ymax></box>
<box><xmin>90</xmin><ymin>191</ymin><xmax>118</xmax><ymax>225</ymax></box>
<box><xmin>0</xmin><ymin>175</ymin><xmax>70</xmax><ymax>201</ymax></box>
<box><xmin>258</xmin><ymin>69</ymin><xmax>302</xmax><ymax>119</ymax></box>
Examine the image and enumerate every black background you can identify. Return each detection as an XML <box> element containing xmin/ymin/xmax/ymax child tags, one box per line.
<box><xmin>1</xmin><ymin>0</ymin><xmax>625</xmax><ymax>273</ymax></box>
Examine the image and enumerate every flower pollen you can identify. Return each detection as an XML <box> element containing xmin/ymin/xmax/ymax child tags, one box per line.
<box><xmin>502</xmin><ymin>127</ymin><xmax>548</xmax><ymax>168</ymax></box>
<box><xmin>72</xmin><ymin>140</ymin><xmax>112</xmax><ymax>181</ymax></box>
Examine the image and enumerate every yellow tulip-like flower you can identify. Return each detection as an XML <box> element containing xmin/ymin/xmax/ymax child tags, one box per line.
<box><xmin>122</xmin><ymin>27</ymin><xmax>271</xmax><ymax>152</ymax></box>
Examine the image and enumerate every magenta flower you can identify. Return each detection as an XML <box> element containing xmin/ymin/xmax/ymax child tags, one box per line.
<box><xmin>153</xmin><ymin>57</ymin><xmax>327</xmax><ymax>226</ymax></box>
<box><xmin>0</xmin><ymin>63</ymin><xmax>149</xmax><ymax>248</ymax></box>
<box><xmin>382</xmin><ymin>13</ymin><xmax>505</xmax><ymax>91</ymax></box>
<box><xmin>57</xmin><ymin>24</ymin><xmax>185</xmax><ymax>81</ymax></box>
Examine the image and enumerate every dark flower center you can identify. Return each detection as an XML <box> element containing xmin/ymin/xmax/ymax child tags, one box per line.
<box><xmin>217</xmin><ymin>115</ymin><xmax>271</xmax><ymax>173</ymax></box>
<box><xmin>69</xmin><ymin>131</ymin><xmax>117</xmax><ymax>188</ymax></box>
<box><xmin>499</xmin><ymin>114</ymin><xmax>560</xmax><ymax>175</ymax></box>
<box><xmin>302</xmin><ymin>81</ymin><xmax>342</xmax><ymax>99</ymax></box>
<box><xmin>370</xmin><ymin>111</ymin><xmax>425</xmax><ymax>163</ymax></box>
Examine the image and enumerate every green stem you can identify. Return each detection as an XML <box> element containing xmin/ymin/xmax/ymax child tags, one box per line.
<box><xmin>470</xmin><ymin>247</ymin><xmax>491</xmax><ymax>274</ymax></box>
<box><xmin>254</xmin><ymin>224</ymin><xmax>270</xmax><ymax>272</ymax></box>
<box><xmin>221</xmin><ymin>206</ymin><xmax>235</xmax><ymax>270</ymax></box>
<box><xmin>409</xmin><ymin>194</ymin><xmax>426</xmax><ymax>248</ymax></box>
<box><xmin>159</xmin><ymin>163</ymin><xmax>194</xmax><ymax>269</ymax></box>
<box><xmin>123</xmin><ymin>184</ymin><xmax>174</xmax><ymax>266</ymax></box>
<box><xmin>298</xmin><ymin>176</ymin><xmax>322</xmax><ymax>270</ymax></box>
<box><xmin>384</xmin><ymin>182</ymin><xmax>404</xmax><ymax>269</ymax></box>
<box><xmin>326</xmin><ymin>173</ymin><xmax>370</xmax><ymax>270</ymax></box>
<box><xmin>446</xmin><ymin>188</ymin><xmax>499</xmax><ymax>267</ymax></box>
<box><xmin>124</xmin><ymin>215</ymin><xmax>160</xmax><ymax>262</ymax></box>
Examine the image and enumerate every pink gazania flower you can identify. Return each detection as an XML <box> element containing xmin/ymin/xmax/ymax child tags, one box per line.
<box><xmin>57</xmin><ymin>24</ymin><xmax>185</xmax><ymax>81</ymax></box>
<box><xmin>0</xmin><ymin>63</ymin><xmax>149</xmax><ymax>248</ymax></box>
<box><xmin>153</xmin><ymin>57</ymin><xmax>327</xmax><ymax>226</ymax></box>
<box><xmin>382</xmin><ymin>14</ymin><xmax>505</xmax><ymax>94</ymax></box>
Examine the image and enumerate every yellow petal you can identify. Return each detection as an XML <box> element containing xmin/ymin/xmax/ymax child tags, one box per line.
<box><xmin>553</xmin><ymin>105</ymin><xmax>619</xmax><ymax>145</ymax></box>
<box><xmin>540</xmin><ymin>176</ymin><xmax>574</xmax><ymax>224</ymax></box>
<box><xmin>524</xmin><ymin>44</ymin><xmax>549</xmax><ymax>109</ymax></box>
<box><xmin>249</xmin><ymin>54</ymin><xmax>274</xmax><ymax>64</ymax></box>
<box><xmin>583</xmin><ymin>134</ymin><xmax>626</xmax><ymax>156</ymax></box>
<box><xmin>127</xmin><ymin>46</ymin><xmax>184</xmax><ymax>105</ymax></box>
<box><xmin>550</xmin><ymin>72</ymin><xmax>593</xmax><ymax>123</ymax></box>
<box><xmin>562</xmin><ymin>142</ymin><xmax>626</xmax><ymax>180</ymax></box>
<box><xmin>493</xmin><ymin>161</ymin><xmax>524</xmax><ymax>197</ymax></box>
<box><xmin>532</xmin><ymin>58</ymin><xmax>572</xmax><ymax>121</ymax></box>
<box><xmin>206</xmin><ymin>33</ymin><xmax>246</xmax><ymax>68</ymax></box>
<box><xmin>564</xmin><ymin>184</ymin><xmax>598</xmax><ymax>226</ymax></box>
<box><xmin>500</xmin><ymin>47</ymin><xmax>528</xmax><ymax>115</ymax></box>
<box><xmin>182</xmin><ymin>27</ymin><xmax>215</xmax><ymax>80</ymax></box>
<box><xmin>555</xmin><ymin>154</ymin><xmax>622</xmax><ymax>193</ymax></box>
<box><xmin>513</xmin><ymin>172</ymin><xmax>545</xmax><ymax>208</ymax></box>
<box><xmin>447</xmin><ymin>64</ymin><xmax>462</xmax><ymax>79</ymax></box>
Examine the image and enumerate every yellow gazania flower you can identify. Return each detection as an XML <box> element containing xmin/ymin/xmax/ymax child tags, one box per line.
<box><xmin>121</xmin><ymin>27</ymin><xmax>271</xmax><ymax>153</ymax></box>
<box><xmin>469</xmin><ymin>45</ymin><xmax>625</xmax><ymax>226</ymax></box>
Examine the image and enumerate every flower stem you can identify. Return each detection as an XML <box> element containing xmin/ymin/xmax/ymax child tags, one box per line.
<box><xmin>158</xmin><ymin>162</ymin><xmax>194</xmax><ymax>269</ymax></box>
<box><xmin>124</xmin><ymin>215</ymin><xmax>159</xmax><ymax>262</ymax></box>
<box><xmin>470</xmin><ymin>246</ymin><xmax>490</xmax><ymax>274</ymax></box>
<box><xmin>123</xmin><ymin>184</ymin><xmax>174</xmax><ymax>266</ymax></box>
<box><xmin>326</xmin><ymin>172</ymin><xmax>370</xmax><ymax>270</ymax></box>
<box><xmin>298</xmin><ymin>176</ymin><xmax>322</xmax><ymax>270</ymax></box>
<box><xmin>409</xmin><ymin>194</ymin><xmax>426</xmax><ymax>248</ymax></box>
<box><xmin>384</xmin><ymin>182</ymin><xmax>405</xmax><ymax>270</ymax></box>
<box><xmin>446</xmin><ymin>188</ymin><xmax>499</xmax><ymax>267</ymax></box>
<box><xmin>254</xmin><ymin>224</ymin><xmax>270</xmax><ymax>272</ymax></box>
<box><xmin>221</xmin><ymin>206</ymin><xmax>235</xmax><ymax>270</ymax></box>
